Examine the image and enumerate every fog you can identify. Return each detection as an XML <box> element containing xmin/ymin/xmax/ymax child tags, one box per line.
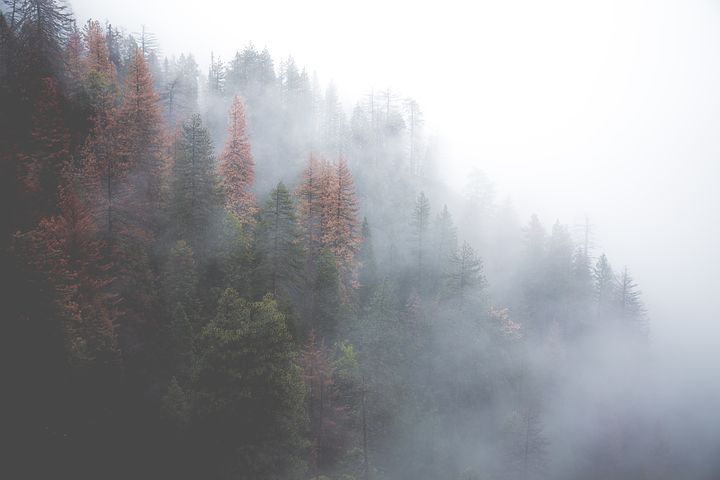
<box><xmin>4</xmin><ymin>0</ymin><xmax>720</xmax><ymax>477</ymax></box>
<box><xmin>71</xmin><ymin>0</ymin><xmax>720</xmax><ymax>336</ymax></box>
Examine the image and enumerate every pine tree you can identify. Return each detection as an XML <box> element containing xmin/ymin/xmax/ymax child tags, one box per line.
<box><xmin>321</xmin><ymin>156</ymin><xmax>360</xmax><ymax>293</ymax></box>
<box><xmin>118</xmin><ymin>47</ymin><xmax>167</xmax><ymax>229</ymax></box>
<box><xmin>15</xmin><ymin>0</ymin><xmax>74</xmax><ymax>80</ymax></box>
<box><xmin>521</xmin><ymin>214</ymin><xmax>547</xmax><ymax>332</ymax></box>
<box><xmin>256</xmin><ymin>181</ymin><xmax>303</xmax><ymax>298</ymax></box>
<box><xmin>593</xmin><ymin>253</ymin><xmax>615</xmax><ymax>317</ymax></box>
<box><xmin>18</xmin><ymin>77</ymin><xmax>70</xmax><ymax>220</ymax></box>
<box><xmin>193</xmin><ymin>289</ymin><xmax>308</xmax><ymax>479</ymax></box>
<box><xmin>411</xmin><ymin>191</ymin><xmax>431</xmax><ymax>287</ymax></box>
<box><xmin>218</xmin><ymin>211</ymin><xmax>253</xmax><ymax>297</ymax></box>
<box><xmin>615</xmin><ymin>266</ymin><xmax>646</xmax><ymax>328</ymax></box>
<box><xmin>545</xmin><ymin>221</ymin><xmax>574</xmax><ymax>328</ymax></box>
<box><xmin>16</xmin><ymin>187</ymin><xmax>120</xmax><ymax>370</ymax></box>
<box><xmin>312</xmin><ymin>248</ymin><xmax>341</xmax><ymax>338</ymax></box>
<box><xmin>357</xmin><ymin>217</ymin><xmax>377</xmax><ymax>306</ymax></box>
<box><xmin>64</xmin><ymin>24</ymin><xmax>82</xmax><ymax>93</ymax></box>
<box><xmin>82</xmin><ymin>19</ymin><xmax>116</xmax><ymax>90</ymax></box>
<box><xmin>162</xmin><ymin>240</ymin><xmax>198</xmax><ymax>315</ymax></box>
<box><xmin>207</xmin><ymin>51</ymin><xmax>224</xmax><ymax>94</ymax></box>
<box><xmin>431</xmin><ymin>205</ymin><xmax>458</xmax><ymax>285</ymax></box>
<box><xmin>296</xmin><ymin>153</ymin><xmax>325</xmax><ymax>252</ymax></box>
<box><xmin>446</xmin><ymin>240</ymin><xmax>486</xmax><ymax>308</ymax></box>
<box><xmin>168</xmin><ymin>113</ymin><xmax>221</xmax><ymax>250</ymax></box>
<box><xmin>219</xmin><ymin>95</ymin><xmax>257</xmax><ymax>227</ymax></box>
<box><xmin>299</xmin><ymin>330</ymin><xmax>350</xmax><ymax>474</ymax></box>
<box><xmin>79</xmin><ymin>94</ymin><xmax>124</xmax><ymax>241</ymax></box>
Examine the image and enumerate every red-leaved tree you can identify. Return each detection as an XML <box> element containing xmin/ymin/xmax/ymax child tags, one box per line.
<box><xmin>219</xmin><ymin>95</ymin><xmax>257</xmax><ymax>227</ymax></box>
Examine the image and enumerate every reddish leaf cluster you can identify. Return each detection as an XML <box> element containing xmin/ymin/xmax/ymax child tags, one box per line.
<box><xmin>296</xmin><ymin>154</ymin><xmax>360</xmax><ymax>292</ymax></box>
<box><xmin>219</xmin><ymin>96</ymin><xmax>257</xmax><ymax>227</ymax></box>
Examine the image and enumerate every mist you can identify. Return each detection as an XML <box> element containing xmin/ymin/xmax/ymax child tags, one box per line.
<box><xmin>2</xmin><ymin>0</ymin><xmax>719</xmax><ymax>478</ymax></box>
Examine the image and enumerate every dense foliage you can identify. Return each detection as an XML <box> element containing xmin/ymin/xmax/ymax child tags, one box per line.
<box><xmin>1</xmin><ymin>2</ymin><xmax>661</xmax><ymax>480</ymax></box>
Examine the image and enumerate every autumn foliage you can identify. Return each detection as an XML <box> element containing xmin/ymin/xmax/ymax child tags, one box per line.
<box><xmin>219</xmin><ymin>95</ymin><xmax>257</xmax><ymax>227</ymax></box>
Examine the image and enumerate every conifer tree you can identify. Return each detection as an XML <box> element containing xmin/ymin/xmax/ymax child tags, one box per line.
<box><xmin>193</xmin><ymin>289</ymin><xmax>307</xmax><ymax>479</ymax></box>
<box><xmin>15</xmin><ymin>0</ymin><xmax>74</xmax><ymax>80</ymax></box>
<box><xmin>615</xmin><ymin>266</ymin><xmax>645</xmax><ymax>327</ymax></box>
<box><xmin>118</xmin><ymin>47</ymin><xmax>167</xmax><ymax>228</ymax></box>
<box><xmin>16</xmin><ymin>187</ymin><xmax>120</xmax><ymax>370</ymax></box>
<box><xmin>299</xmin><ymin>330</ymin><xmax>350</xmax><ymax>473</ymax></box>
<box><xmin>219</xmin><ymin>95</ymin><xmax>257</xmax><ymax>227</ymax></box>
<box><xmin>357</xmin><ymin>217</ymin><xmax>377</xmax><ymax>305</ymax></box>
<box><xmin>218</xmin><ymin>211</ymin><xmax>253</xmax><ymax>297</ymax></box>
<box><xmin>593</xmin><ymin>253</ymin><xmax>615</xmax><ymax>317</ymax></box>
<box><xmin>79</xmin><ymin>93</ymin><xmax>124</xmax><ymax>241</ymax></box>
<box><xmin>82</xmin><ymin>19</ymin><xmax>115</xmax><ymax>87</ymax></box>
<box><xmin>256</xmin><ymin>181</ymin><xmax>303</xmax><ymax>298</ymax></box>
<box><xmin>446</xmin><ymin>240</ymin><xmax>486</xmax><ymax>308</ymax></box>
<box><xmin>296</xmin><ymin>153</ymin><xmax>324</xmax><ymax>252</ymax></box>
<box><xmin>411</xmin><ymin>191</ymin><xmax>431</xmax><ymax>287</ymax></box>
<box><xmin>162</xmin><ymin>239</ymin><xmax>198</xmax><ymax>315</ymax></box>
<box><xmin>431</xmin><ymin>205</ymin><xmax>458</xmax><ymax>285</ymax></box>
<box><xmin>18</xmin><ymin>77</ymin><xmax>70</xmax><ymax>220</ymax></box>
<box><xmin>320</xmin><ymin>156</ymin><xmax>359</xmax><ymax>292</ymax></box>
<box><xmin>168</xmin><ymin>113</ymin><xmax>221</xmax><ymax>250</ymax></box>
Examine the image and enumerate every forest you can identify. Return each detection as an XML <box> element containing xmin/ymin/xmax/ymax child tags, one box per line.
<box><xmin>0</xmin><ymin>1</ymin><xmax>704</xmax><ymax>479</ymax></box>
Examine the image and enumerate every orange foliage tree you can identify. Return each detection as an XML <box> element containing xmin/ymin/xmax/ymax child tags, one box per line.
<box><xmin>320</xmin><ymin>156</ymin><xmax>359</xmax><ymax>290</ymax></box>
<box><xmin>219</xmin><ymin>96</ymin><xmax>257</xmax><ymax>227</ymax></box>
<box><xmin>118</xmin><ymin>47</ymin><xmax>168</xmax><ymax>232</ymax></box>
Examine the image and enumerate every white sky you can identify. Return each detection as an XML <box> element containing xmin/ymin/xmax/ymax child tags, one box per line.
<box><xmin>71</xmin><ymin>0</ymin><xmax>720</xmax><ymax>357</ymax></box>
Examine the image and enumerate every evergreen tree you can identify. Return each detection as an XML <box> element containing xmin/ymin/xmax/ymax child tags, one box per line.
<box><xmin>15</xmin><ymin>187</ymin><xmax>120</xmax><ymax>371</ymax></box>
<box><xmin>217</xmin><ymin>211</ymin><xmax>253</xmax><ymax>297</ymax></box>
<box><xmin>431</xmin><ymin>204</ymin><xmax>458</xmax><ymax>288</ymax></box>
<box><xmin>615</xmin><ymin>266</ymin><xmax>646</xmax><ymax>329</ymax></box>
<box><xmin>521</xmin><ymin>214</ymin><xmax>547</xmax><ymax>333</ymax></box>
<box><xmin>312</xmin><ymin>248</ymin><xmax>341</xmax><ymax>339</ymax></box>
<box><xmin>256</xmin><ymin>181</ymin><xmax>303</xmax><ymax>299</ymax></box>
<box><xmin>207</xmin><ymin>51</ymin><xmax>224</xmax><ymax>94</ymax></box>
<box><xmin>160</xmin><ymin>303</ymin><xmax>193</xmax><ymax>379</ymax></box>
<box><xmin>593</xmin><ymin>253</ymin><xmax>615</xmax><ymax>318</ymax></box>
<box><xmin>168</xmin><ymin>113</ymin><xmax>221</xmax><ymax>251</ymax></box>
<box><xmin>446</xmin><ymin>240</ymin><xmax>486</xmax><ymax>309</ymax></box>
<box><xmin>357</xmin><ymin>217</ymin><xmax>377</xmax><ymax>306</ymax></box>
<box><xmin>411</xmin><ymin>191</ymin><xmax>431</xmax><ymax>288</ymax></box>
<box><xmin>14</xmin><ymin>0</ymin><xmax>74</xmax><ymax>81</ymax></box>
<box><xmin>162</xmin><ymin>240</ymin><xmax>198</xmax><ymax>316</ymax></box>
<box><xmin>193</xmin><ymin>289</ymin><xmax>308</xmax><ymax>479</ymax></box>
<box><xmin>18</xmin><ymin>77</ymin><xmax>70</xmax><ymax>220</ymax></box>
<box><xmin>299</xmin><ymin>330</ymin><xmax>350</xmax><ymax>474</ymax></box>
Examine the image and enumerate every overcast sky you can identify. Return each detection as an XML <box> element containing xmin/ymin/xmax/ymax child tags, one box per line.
<box><xmin>70</xmin><ymin>0</ymin><xmax>720</xmax><ymax>371</ymax></box>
